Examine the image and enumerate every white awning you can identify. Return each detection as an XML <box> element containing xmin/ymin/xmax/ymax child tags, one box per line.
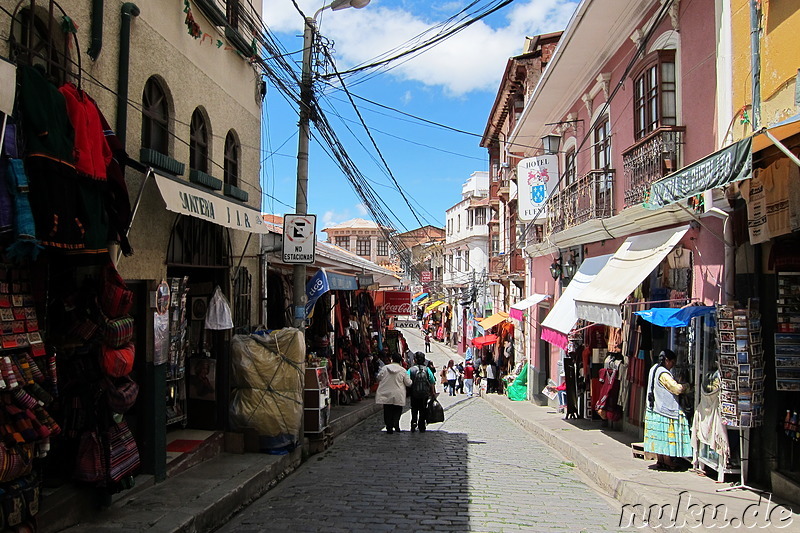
<box><xmin>153</xmin><ymin>170</ymin><xmax>270</xmax><ymax>234</ymax></box>
<box><xmin>509</xmin><ymin>294</ymin><xmax>550</xmax><ymax>321</ymax></box>
<box><xmin>541</xmin><ymin>254</ymin><xmax>613</xmax><ymax>337</ymax></box>
<box><xmin>574</xmin><ymin>225</ymin><xmax>689</xmax><ymax>328</ymax></box>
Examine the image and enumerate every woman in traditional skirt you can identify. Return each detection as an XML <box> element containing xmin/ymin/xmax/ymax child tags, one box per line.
<box><xmin>644</xmin><ymin>349</ymin><xmax>692</xmax><ymax>470</ymax></box>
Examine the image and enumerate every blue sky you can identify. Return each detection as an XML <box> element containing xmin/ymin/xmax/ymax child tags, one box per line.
<box><xmin>260</xmin><ymin>0</ymin><xmax>578</xmax><ymax>235</ymax></box>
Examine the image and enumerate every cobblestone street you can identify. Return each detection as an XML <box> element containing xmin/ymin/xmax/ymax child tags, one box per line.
<box><xmin>216</xmin><ymin>330</ymin><xmax>625</xmax><ymax>532</ymax></box>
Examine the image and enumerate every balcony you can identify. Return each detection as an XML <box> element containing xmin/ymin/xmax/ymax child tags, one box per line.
<box><xmin>547</xmin><ymin>170</ymin><xmax>614</xmax><ymax>234</ymax></box>
<box><xmin>622</xmin><ymin>126</ymin><xmax>685</xmax><ymax>207</ymax></box>
<box><xmin>488</xmin><ymin>252</ymin><xmax>525</xmax><ymax>278</ymax></box>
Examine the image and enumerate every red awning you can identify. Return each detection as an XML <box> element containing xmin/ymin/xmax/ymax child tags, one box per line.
<box><xmin>472</xmin><ymin>334</ymin><xmax>498</xmax><ymax>348</ymax></box>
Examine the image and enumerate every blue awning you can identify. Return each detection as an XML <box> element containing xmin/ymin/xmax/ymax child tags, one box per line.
<box><xmin>634</xmin><ymin>306</ymin><xmax>715</xmax><ymax>328</ymax></box>
<box><xmin>412</xmin><ymin>292</ymin><xmax>428</xmax><ymax>303</ymax></box>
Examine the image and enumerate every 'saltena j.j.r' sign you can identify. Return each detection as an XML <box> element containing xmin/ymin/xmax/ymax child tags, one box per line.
<box><xmin>154</xmin><ymin>172</ymin><xmax>269</xmax><ymax>234</ymax></box>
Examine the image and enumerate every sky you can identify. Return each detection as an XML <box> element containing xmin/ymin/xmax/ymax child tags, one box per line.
<box><xmin>259</xmin><ymin>0</ymin><xmax>578</xmax><ymax>236</ymax></box>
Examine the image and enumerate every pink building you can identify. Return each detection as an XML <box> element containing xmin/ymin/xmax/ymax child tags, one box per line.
<box><xmin>507</xmin><ymin>0</ymin><xmax>725</xmax><ymax>436</ymax></box>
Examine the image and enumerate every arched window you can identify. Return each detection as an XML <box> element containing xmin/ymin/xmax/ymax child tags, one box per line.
<box><xmin>10</xmin><ymin>2</ymin><xmax>72</xmax><ymax>84</ymax></box>
<box><xmin>190</xmin><ymin>108</ymin><xmax>209</xmax><ymax>173</ymax></box>
<box><xmin>633</xmin><ymin>50</ymin><xmax>676</xmax><ymax>140</ymax></box>
<box><xmin>224</xmin><ymin>131</ymin><xmax>239</xmax><ymax>186</ymax></box>
<box><xmin>142</xmin><ymin>77</ymin><xmax>169</xmax><ymax>154</ymax></box>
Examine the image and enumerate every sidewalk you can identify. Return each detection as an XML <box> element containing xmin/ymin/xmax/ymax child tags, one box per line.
<box><xmin>482</xmin><ymin>392</ymin><xmax>800</xmax><ymax>532</ymax></box>
<box><xmin>53</xmin><ymin>398</ymin><xmax>382</xmax><ymax>533</ymax></box>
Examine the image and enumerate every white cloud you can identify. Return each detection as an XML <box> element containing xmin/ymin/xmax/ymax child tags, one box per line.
<box><xmin>356</xmin><ymin>202</ymin><xmax>369</xmax><ymax>215</ymax></box>
<box><xmin>262</xmin><ymin>0</ymin><xmax>578</xmax><ymax>96</ymax></box>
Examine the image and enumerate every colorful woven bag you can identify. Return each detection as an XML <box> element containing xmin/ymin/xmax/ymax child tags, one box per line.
<box><xmin>104</xmin><ymin>316</ymin><xmax>134</xmax><ymax>348</ymax></box>
<box><xmin>100</xmin><ymin>343</ymin><xmax>134</xmax><ymax>378</ymax></box>
<box><xmin>99</xmin><ymin>264</ymin><xmax>133</xmax><ymax>319</ymax></box>
<box><xmin>105</xmin><ymin>376</ymin><xmax>139</xmax><ymax>414</ymax></box>
<box><xmin>73</xmin><ymin>431</ymin><xmax>105</xmax><ymax>483</ymax></box>
<box><xmin>107</xmin><ymin>420</ymin><xmax>140</xmax><ymax>483</ymax></box>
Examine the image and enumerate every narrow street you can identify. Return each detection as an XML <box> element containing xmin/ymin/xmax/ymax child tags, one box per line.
<box><xmin>216</xmin><ymin>328</ymin><xmax>625</xmax><ymax>532</ymax></box>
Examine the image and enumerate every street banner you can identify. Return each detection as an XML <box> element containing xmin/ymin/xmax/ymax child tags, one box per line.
<box><xmin>305</xmin><ymin>269</ymin><xmax>329</xmax><ymax>318</ymax></box>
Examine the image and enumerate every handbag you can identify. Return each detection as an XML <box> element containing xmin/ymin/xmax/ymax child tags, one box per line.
<box><xmin>73</xmin><ymin>431</ymin><xmax>105</xmax><ymax>483</ymax></box>
<box><xmin>104</xmin><ymin>315</ymin><xmax>134</xmax><ymax>348</ymax></box>
<box><xmin>100</xmin><ymin>263</ymin><xmax>134</xmax><ymax>319</ymax></box>
<box><xmin>107</xmin><ymin>420</ymin><xmax>140</xmax><ymax>483</ymax></box>
<box><xmin>101</xmin><ymin>342</ymin><xmax>135</xmax><ymax>377</ymax></box>
<box><xmin>105</xmin><ymin>375</ymin><xmax>139</xmax><ymax>413</ymax></box>
<box><xmin>426</xmin><ymin>398</ymin><xmax>444</xmax><ymax>424</ymax></box>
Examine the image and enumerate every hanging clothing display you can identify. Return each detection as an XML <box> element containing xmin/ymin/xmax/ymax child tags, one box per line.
<box><xmin>692</xmin><ymin>386</ymin><xmax>730</xmax><ymax>467</ymax></box>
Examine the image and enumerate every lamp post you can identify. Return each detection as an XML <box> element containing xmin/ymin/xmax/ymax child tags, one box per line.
<box><xmin>292</xmin><ymin>0</ymin><xmax>370</xmax><ymax>328</ymax></box>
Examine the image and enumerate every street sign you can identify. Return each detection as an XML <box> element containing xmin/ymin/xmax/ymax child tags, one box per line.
<box><xmin>420</xmin><ymin>271</ymin><xmax>433</xmax><ymax>282</ymax></box>
<box><xmin>282</xmin><ymin>214</ymin><xmax>316</xmax><ymax>264</ymax></box>
<box><xmin>518</xmin><ymin>155</ymin><xmax>559</xmax><ymax>221</ymax></box>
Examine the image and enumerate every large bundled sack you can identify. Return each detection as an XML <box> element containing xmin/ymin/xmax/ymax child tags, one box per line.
<box><xmin>229</xmin><ymin>328</ymin><xmax>305</xmax><ymax>453</ymax></box>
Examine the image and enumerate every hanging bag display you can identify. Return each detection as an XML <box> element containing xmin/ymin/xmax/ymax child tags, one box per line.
<box><xmin>73</xmin><ymin>431</ymin><xmax>105</xmax><ymax>483</ymax></box>
<box><xmin>105</xmin><ymin>375</ymin><xmax>139</xmax><ymax>414</ymax></box>
<box><xmin>204</xmin><ymin>286</ymin><xmax>233</xmax><ymax>330</ymax></box>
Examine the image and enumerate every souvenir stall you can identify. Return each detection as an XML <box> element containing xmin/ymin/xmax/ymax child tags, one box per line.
<box><xmin>0</xmin><ymin>60</ymin><xmax>141</xmax><ymax>521</ymax></box>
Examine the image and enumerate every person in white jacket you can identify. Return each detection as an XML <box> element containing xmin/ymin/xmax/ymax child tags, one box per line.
<box><xmin>375</xmin><ymin>352</ymin><xmax>412</xmax><ymax>434</ymax></box>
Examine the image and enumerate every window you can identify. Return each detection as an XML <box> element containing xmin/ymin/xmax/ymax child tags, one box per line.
<box><xmin>563</xmin><ymin>148</ymin><xmax>576</xmax><ymax>186</ymax></box>
<box><xmin>594</xmin><ymin>117</ymin><xmax>611</xmax><ymax>170</ymax></box>
<box><xmin>226</xmin><ymin>0</ymin><xmax>240</xmax><ymax>29</ymax></box>
<box><xmin>142</xmin><ymin>77</ymin><xmax>169</xmax><ymax>154</ymax></box>
<box><xmin>190</xmin><ymin>108</ymin><xmax>209</xmax><ymax>172</ymax></box>
<box><xmin>475</xmin><ymin>207</ymin><xmax>486</xmax><ymax>226</ymax></box>
<box><xmin>10</xmin><ymin>3</ymin><xmax>71</xmax><ymax>84</ymax></box>
<box><xmin>464</xmin><ymin>250</ymin><xmax>470</xmax><ymax>270</ymax></box>
<box><xmin>457</xmin><ymin>215</ymin><xmax>461</xmax><ymax>232</ymax></box>
<box><xmin>633</xmin><ymin>51</ymin><xmax>676</xmax><ymax>140</ymax></box>
<box><xmin>377</xmin><ymin>240</ymin><xmax>389</xmax><ymax>256</ymax></box>
<box><xmin>356</xmin><ymin>238</ymin><xmax>370</xmax><ymax>256</ymax></box>
<box><xmin>224</xmin><ymin>131</ymin><xmax>239</xmax><ymax>186</ymax></box>
<box><xmin>491</xmin><ymin>234</ymin><xmax>499</xmax><ymax>254</ymax></box>
<box><xmin>455</xmin><ymin>251</ymin><xmax>462</xmax><ymax>272</ymax></box>
<box><xmin>467</xmin><ymin>210</ymin><xmax>474</xmax><ymax>229</ymax></box>
<box><xmin>335</xmin><ymin>236</ymin><xmax>349</xmax><ymax>250</ymax></box>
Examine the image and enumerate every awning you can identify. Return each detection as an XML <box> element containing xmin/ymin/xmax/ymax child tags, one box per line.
<box><xmin>575</xmin><ymin>225</ymin><xmax>689</xmax><ymax>328</ymax></box>
<box><xmin>634</xmin><ymin>306</ymin><xmax>715</xmax><ymax>328</ymax></box>
<box><xmin>472</xmin><ymin>334</ymin><xmax>498</xmax><ymax>348</ymax></box>
<box><xmin>509</xmin><ymin>294</ymin><xmax>550</xmax><ymax>321</ymax></box>
<box><xmin>645</xmin><ymin>137</ymin><xmax>752</xmax><ymax>209</ymax></box>
<box><xmin>424</xmin><ymin>300</ymin><xmax>445</xmax><ymax>312</ymax></box>
<box><xmin>153</xmin><ymin>170</ymin><xmax>269</xmax><ymax>234</ymax></box>
<box><xmin>479</xmin><ymin>312</ymin><xmax>509</xmax><ymax>330</ymax></box>
<box><xmin>752</xmin><ymin>113</ymin><xmax>800</xmax><ymax>153</ymax></box>
<box><xmin>326</xmin><ymin>272</ymin><xmax>358</xmax><ymax>291</ymax></box>
<box><xmin>418</xmin><ymin>296</ymin><xmax>430</xmax><ymax>305</ymax></box>
<box><xmin>541</xmin><ymin>254</ymin><xmax>613</xmax><ymax>349</ymax></box>
<box><xmin>412</xmin><ymin>292</ymin><xmax>428</xmax><ymax>303</ymax></box>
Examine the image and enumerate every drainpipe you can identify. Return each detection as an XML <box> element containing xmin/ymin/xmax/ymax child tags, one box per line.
<box><xmin>88</xmin><ymin>0</ymin><xmax>103</xmax><ymax>61</ymax></box>
<box><xmin>117</xmin><ymin>3</ymin><xmax>140</xmax><ymax>149</ymax></box>
<box><xmin>749</xmin><ymin>0</ymin><xmax>762</xmax><ymax>130</ymax></box>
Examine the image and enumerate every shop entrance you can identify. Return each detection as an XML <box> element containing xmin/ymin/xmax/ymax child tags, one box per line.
<box><xmin>165</xmin><ymin>215</ymin><xmax>231</xmax><ymax>431</ymax></box>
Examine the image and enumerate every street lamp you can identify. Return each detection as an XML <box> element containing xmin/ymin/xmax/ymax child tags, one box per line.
<box><xmin>292</xmin><ymin>0</ymin><xmax>371</xmax><ymax>328</ymax></box>
<box><xmin>549</xmin><ymin>256</ymin><xmax>562</xmax><ymax>280</ymax></box>
<box><xmin>542</xmin><ymin>134</ymin><xmax>561</xmax><ymax>155</ymax></box>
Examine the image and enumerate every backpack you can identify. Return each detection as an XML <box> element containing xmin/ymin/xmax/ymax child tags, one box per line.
<box><xmin>411</xmin><ymin>365</ymin><xmax>430</xmax><ymax>400</ymax></box>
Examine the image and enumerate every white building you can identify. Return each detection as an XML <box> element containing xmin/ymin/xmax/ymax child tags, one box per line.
<box><xmin>444</xmin><ymin>171</ymin><xmax>490</xmax><ymax>352</ymax></box>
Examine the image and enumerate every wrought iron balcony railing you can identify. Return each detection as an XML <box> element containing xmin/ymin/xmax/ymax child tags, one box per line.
<box><xmin>547</xmin><ymin>170</ymin><xmax>615</xmax><ymax>234</ymax></box>
<box><xmin>622</xmin><ymin>126</ymin><xmax>685</xmax><ymax>207</ymax></box>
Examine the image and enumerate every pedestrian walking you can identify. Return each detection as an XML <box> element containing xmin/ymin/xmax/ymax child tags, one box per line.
<box><xmin>375</xmin><ymin>352</ymin><xmax>412</xmax><ymax>434</ymax></box>
<box><xmin>445</xmin><ymin>360</ymin><xmax>458</xmax><ymax>396</ymax></box>
<box><xmin>644</xmin><ymin>349</ymin><xmax>692</xmax><ymax>470</ymax></box>
<box><xmin>463</xmin><ymin>360</ymin><xmax>475</xmax><ymax>397</ymax></box>
<box><xmin>424</xmin><ymin>330</ymin><xmax>431</xmax><ymax>352</ymax></box>
<box><xmin>456</xmin><ymin>361</ymin><xmax>465</xmax><ymax>394</ymax></box>
<box><xmin>407</xmin><ymin>352</ymin><xmax>437</xmax><ymax>433</ymax></box>
<box><xmin>485</xmin><ymin>360</ymin><xmax>498</xmax><ymax>394</ymax></box>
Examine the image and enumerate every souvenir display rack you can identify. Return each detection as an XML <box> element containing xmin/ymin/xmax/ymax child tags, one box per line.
<box><xmin>715</xmin><ymin>303</ymin><xmax>763</xmax><ymax>428</ymax></box>
<box><xmin>775</xmin><ymin>272</ymin><xmax>800</xmax><ymax>392</ymax></box>
<box><xmin>166</xmin><ymin>276</ymin><xmax>189</xmax><ymax>427</ymax></box>
<box><xmin>304</xmin><ymin>365</ymin><xmax>330</xmax><ymax>433</ymax></box>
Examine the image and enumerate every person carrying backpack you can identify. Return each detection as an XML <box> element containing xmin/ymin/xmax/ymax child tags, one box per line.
<box><xmin>407</xmin><ymin>352</ymin><xmax>437</xmax><ymax>432</ymax></box>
